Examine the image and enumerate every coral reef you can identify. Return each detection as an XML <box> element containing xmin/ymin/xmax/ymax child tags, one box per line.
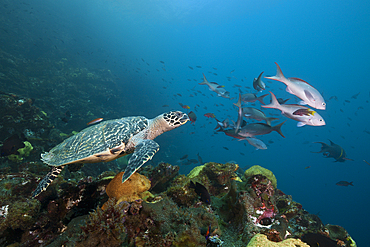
<box><xmin>244</xmin><ymin>165</ymin><xmax>277</xmax><ymax>188</ymax></box>
<box><xmin>102</xmin><ymin>172</ymin><xmax>152</xmax><ymax>210</ymax></box>
<box><xmin>247</xmin><ymin>233</ymin><xmax>309</xmax><ymax>246</ymax></box>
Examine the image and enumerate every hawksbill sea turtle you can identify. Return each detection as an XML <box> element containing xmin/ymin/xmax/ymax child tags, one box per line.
<box><xmin>32</xmin><ymin>111</ymin><xmax>189</xmax><ymax>197</ymax></box>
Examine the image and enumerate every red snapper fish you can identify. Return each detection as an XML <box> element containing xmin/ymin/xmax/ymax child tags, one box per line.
<box><xmin>265</xmin><ymin>62</ymin><xmax>326</xmax><ymax>110</ymax></box>
<box><xmin>262</xmin><ymin>91</ymin><xmax>325</xmax><ymax>127</ymax></box>
<box><xmin>199</xmin><ymin>73</ymin><xmax>230</xmax><ymax>99</ymax></box>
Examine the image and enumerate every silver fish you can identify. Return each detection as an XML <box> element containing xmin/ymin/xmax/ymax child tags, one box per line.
<box><xmin>246</xmin><ymin>137</ymin><xmax>267</xmax><ymax>150</ymax></box>
<box><xmin>265</xmin><ymin>62</ymin><xmax>326</xmax><ymax>110</ymax></box>
<box><xmin>241</xmin><ymin>93</ymin><xmax>268</xmax><ymax>104</ymax></box>
<box><xmin>262</xmin><ymin>91</ymin><xmax>325</xmax><ymax>127</ymax></box>
<box><xmin>199</xmin><ymin>73</ymin><xmax>230</xmax><ymax>98</ymax></box>
<box><xmin>242</xmin><ymin>107</ymin><xmax>278</xmax><ymax>125</ymax></box>
<box><xmin>239</xmin><ymin>122</ymin><xmax>285</xmax><ymax>138</ymax></box>
<box><xmin>234</xmin><ymin>93</ymin><xmax>243</xmax><ymax>133</ymax></box>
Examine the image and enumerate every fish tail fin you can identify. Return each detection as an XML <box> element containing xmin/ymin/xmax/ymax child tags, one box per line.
<box><xmin>198</xmin><ymin>73</ymin><xmax>208</xmax><ymax>85</ymax></box>
<box><xmin>265</xmin><ymin>62</ymin><xmax>287</xmax><ymax>82</ymax></box>
<box><xmin>272</xmin><ymin>121</ymin><xmax>286</xmax><ymax>138</ymax></box>
<box><xmin>265</xmin><ymin>117</ymin><xmax>279</xmax><ymax>126</ymax></box>
<box><xmin>349</xmin><ymin>181</ymin><xmax>354</xmax><ymax>186</ymax></box>
<box><xmin>257</xmin><ymin>94</ymin><xmax>268</xmax><ymax>105</ymax></box>
<box><xmin>311</xmin><ymin>142</ymin><xmax>329</xmax><ymax>153</ymax></box>
<box><xmin>262</xmin><ymin>91</ymin><xmax>281</xmax><ymax>110</ymax></box>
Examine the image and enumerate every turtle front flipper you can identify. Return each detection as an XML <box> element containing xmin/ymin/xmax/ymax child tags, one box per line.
<box><xmin>32</xmin><ymin>165</ymin><xmax>65</xmax><ymax>198</ymax></box>
<box><xmin>121</xmin><ymin>139</ymin><xmax>159</xmax><ymax>183</ymax></box>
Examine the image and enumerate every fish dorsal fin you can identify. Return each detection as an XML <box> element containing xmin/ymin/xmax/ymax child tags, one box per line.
<box><xmin>289</xmin><ymin>77</ymin><xmax>314</xmax><ymax>87</ymax></box>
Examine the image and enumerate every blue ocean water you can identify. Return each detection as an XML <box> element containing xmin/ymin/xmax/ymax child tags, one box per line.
<box><xmin>2</xmin><ymin>0</ymin><xmax>369</xmax><ymax>245</ymax></box>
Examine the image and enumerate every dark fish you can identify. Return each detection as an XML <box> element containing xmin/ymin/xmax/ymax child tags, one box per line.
<box><xmin>160</xmin><ymin>61</ymin><xmax>165</xmax><ymax>64</ymax></box>
<box><xmin>301</xmin><ymin>233</ymin><xmax>337</xmax><ymax>247</ymax></box>
<box><xmin>188</xmin><ymin>111</ymin><xmax>197</xmax><ymax>124</ymax></box>
<box><xmin>196</xmin><ymin>66</ymin><xmax>202</xmax><ymax>68</ymax></box>
<box><xmin>312</xmin><ymin>140</ymin><xmax>353</xmax><ymax>162</ymax></box>
<box><xmin>253</xmin><ymin>71</ymin><xmax>265</xmax><ymax>92</ymax></box>
<box><xmin>197</xmin><ymin>153</ymin><xmax>203</xmax><ymax>164</ymax></box>
<box><xmin>1</xmin><ymin>134</ymin><xmax>26</xmax><ymax>156</ymax></box>
<box><xmin>189</xmin><ymin>181</ymin><xmax>211</xmax><ymax>204</ymax></box>
<box><xmin>277</xmin><ymin>98</ymin><xmax>290</xmax><ymax>104</ymax></box>
<box><xmin>351</xmin><ymin>92</ymin><xmax>360</xmax><ymax>99</ymax></box>
<box><xmin>180</xmin><ymin>154</ymin><xmax>188</xmax><ymax>160</ymax></box>
<box><xmin>61</xmin><ymin>117</ymin><xmax>69</xmax><ymax>123</ymax></box>
<box><xmin>188</xmin><ymin>66</ymin><xmax>194</xmax><ymax>70</ymax></box>
<box><xmin>162</xmin><ymin>104</ymin><xmax>169</xmax><ymax>107</ymax></box>
<box><xmin>336</xmin><ymin>181</ymin><xmax>353</xmax><ymax>186</ymax></box>
<box><xmin>223</xmin><ymin>147</ymin><xmax>229</xmax><ymax>150</ymax></box>
<box><xmin>65</xmin><ymin>110</ymin><xmax>71</xmax><ymax>118</ymax></box>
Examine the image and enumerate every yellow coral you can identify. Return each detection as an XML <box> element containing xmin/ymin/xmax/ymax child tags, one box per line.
<box><xmin>102</xmin><ymin>172</ymin><xmax>152</xmax><ymax>210</ymax></box>
<box><xmin>7</xmin><ymin>141</ymin><xmax>33</xmax><ymax>162</ymax></box>
<box><xmin>17</xmin><ymin>141</ymin><xmax>33</xmax><ymax>156</ymax></box>
<box><xmin>247</xmin><ymin>234</ymin><xmax>309</xmax><ymax>247</ymax></box>
<box><xmin>244</xmin><ymin>165</ymin><xmax>277</xmax><ymax>188</ymax></box>
<box><xmin>187</xmin><ymin>164</ymin><xmax>205</xmax><ymax>178</ymax></box>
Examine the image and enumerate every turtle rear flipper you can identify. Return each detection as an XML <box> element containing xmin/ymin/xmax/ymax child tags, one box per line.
<box><xmin>121</xmin><ymin>139</ymin><xmax>159</xmax><ymax>183</ymax></box>
<box><xmin>32</xmin><ymin>165</ymin><xmax>65</xmax><ymax>198</ymax></box>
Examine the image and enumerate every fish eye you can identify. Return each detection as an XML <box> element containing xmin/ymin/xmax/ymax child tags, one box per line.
<box><xmin>322</xmin><ymin>102</ymin><xmax>326</xmax><ymax>106</ymax></box>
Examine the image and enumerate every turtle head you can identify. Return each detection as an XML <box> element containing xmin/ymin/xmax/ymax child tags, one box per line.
<box><xmin>163</xmin><ymin>111</ymin><xmax>189</xmax><ymax>128</ymax></box>
<box><xmin>148</xmin><ymin>111</ymin><xmax>189</xmax><ymax>139</ymax></box>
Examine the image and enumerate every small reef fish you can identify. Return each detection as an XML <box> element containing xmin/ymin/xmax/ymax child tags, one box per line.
<box><xmin>197</xmin><ymin>153</ymin><xmax>203</xmax><ymax>164</ymax></box>
<box><xmin>178</xmin><ymin>103</ymin><xmax>190</xmax><ymax>109</ymax></box>
<box><xmin>238</xmin><ymin>122</ymin><xmax>285</xmax><ymax>138</ymax></box>
<box><xmin>204</xmin><ymin>224</ymin><xmax>212</xmax><ymax>240</ymax></box>
<box><xmin>162</xmin><ymin>104</ymin><xmax>169</xmax><ymax>107</ymax></box>
<box><xmin>253</xmin><ymin>71</ymin><xmax>266</xmax><ymax>92</ymax></box>
<box><xmin>242</xmin><ymin>107</ymin><xmax>279</xmax><ymax>125</ymax></box>
<box><xmin>336</xmin><ymin>181</ymin><xmax>353</xmax><ymax>187</ymax></box>
<box><xmin>305</xmin><ymin>166</ymin><xmax>311</xmax><ymax>169</ymax></box>
<box><xmin>312</xmin><ymin>140</ymin><xmax>353</xmax><ymax>162</ymax></box>
<box><xmin>87</xmin><ymin>118</ymin><xmax>103</xmax><ymax>125</ymax></box>
<box><xmin>189</xmin><ymin>181</ymin><xmax>211</xmax><ymax>204</ymax></box>
<box><xmin>246</xmin><ymin>137</ymin><xmax>267</xmax><ymax>150</ymax></box>
<box><xmin>265</xmin><ymin>62</ymin><xmax>326</xmax><ymax>110</ymax></box>
<box><xmin>364</xmin><ymin>160</ymin><xmax>370</xmax><ymax>165</ymax></box>
<box><xmin>241</xmin><ymin>93</ymin><xmax>268</xmax><ymax>105</ymax></box>
<box><xmin>234</xmin><ymin>93</ymin><xmax>244</xmax><ymax>133</ymax></box>
<box><xmin>214</xmin><ymin>118</ymin><xmax>230</xmax><ymax>130</ymax></box>
<box><xmin>199</xmin><ymin>73</ymin><xmax>230</xmax><ymax>98</ymax></box>
<box><xmin>262</xmin><ymin>91</ymin><xmax>325</xmax><ymax>127</ymax></box>
<box><xmin>204</xmin><ymin>113</ymin><xmax>216</xmax><ymax>118</ymax></box>
<box><xmin>180</xmin><ymin>154</ymin><xmax>188</xmax><ymax>160</ymax></box>
<box><xmin>188</xmin><ymin>111</ymin><xmax>197</xmax><ymax>124</ymax></box>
